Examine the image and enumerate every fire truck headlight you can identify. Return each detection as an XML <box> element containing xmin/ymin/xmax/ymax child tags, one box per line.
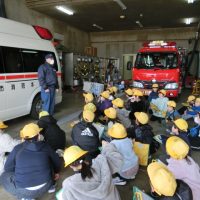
<box><xmin>133</xmin><ymin>81</ymin><xmax>144</xmax><ymax>88</ymax></box>
<box><xmin>164</xmin><ymin>83</ymin><xmax>178</xmax><ymax>90</ymax></box>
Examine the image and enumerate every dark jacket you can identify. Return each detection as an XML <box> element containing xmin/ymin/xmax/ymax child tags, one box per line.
<box><xmin>38</xmin><ymin>62</ymin><xmax>59</xmax><ymax>90</ymax></box>
<box><xmin>71</xmin><ymin>121</ymin><xmax>101</xmax><ymax>152</ymax></box>
<box><xmin>129</xmin><ymin>100</ymin><xmax>146</xmax><ymax>120</ymax></box>
<box><xmin>152</xmin><ymin>180</ymin><xmax>193</xmax><ymax>200</ymax></box>
<box><xmin>4</xmin><ymin>141</ymin><xmax>61</xmax><ymax>188</ymax></box>
<box><xmin>97</xmin><ymin>99</ymin><xmax>112</xmax><ymax>115</ymax></box>
<box><xmin>128</xmin><ymin>124</ymin><xmax>155</xmax><ymax>154</ymax></box>
<box><xmin>148</xmin><ymin>91</ymin><xmax>158</xmax><ymax>102</ymax></box>
<box><xmin>178</xmin><ymin>131</ymin><xmax>190</xmax><ymax>147</ymax></box>
<box><xmin>38</xmin><ymin>116</ymin><xmax>66</xmax><ymax>150</ymax></box>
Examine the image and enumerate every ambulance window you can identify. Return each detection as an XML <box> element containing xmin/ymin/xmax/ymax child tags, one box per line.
<box><xmin>22</xmin><ymin>50</ymin><xmax>44</xmax><ymax>72</ymax></box>
<box><xmin>2</xmin><ymin>47</ymin><xmax>23</xmax><ymax>73</ymax></box>
<box><xmin>0</xmin><ymin>48</ymin><xmax>4</xmax><ymax>73</ymax></box>
<box><xmin>22</xmin><ymin>50</ymin><xmax>58</xmax><ymax>72</ymax></box>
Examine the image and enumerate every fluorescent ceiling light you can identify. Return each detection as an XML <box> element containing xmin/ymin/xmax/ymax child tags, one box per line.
<box><xmin>93</xmin><ymin>24</ymin><xmax>103</xmax><ymax>30</ymax></box>
<box><xmin>113</xmin><ymin>0</ymin><xmax>127</xmax><ymax>10</ymax></box>
<box><xmin>187</xmin><ymin>0</ymin><xmax>195</xmax><ymax>3</ymax></box>
<box><xmin>56</xmin><ymin>6</ymin><xmax>74</xmax><ymax>15</ymax></box>
<box><xmin>185</xmin><ymin>18</ymin><xmax>192</xmax><ymax>25</ymax></box>
<box><xmin>136</xmin><ymin>20</ymin><xmax>143</xmax><ymax>28</ymax></box>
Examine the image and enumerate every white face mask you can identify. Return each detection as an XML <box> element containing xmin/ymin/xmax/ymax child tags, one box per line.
<box><xmin>194</xmin><ymin>116</ymin><xmax>200</xmax><ymax>124</ymax></box>
<box><xmin>49</xmin><ymin>59</ymin><xmax>55</xmax><ymax>65</ymax></box>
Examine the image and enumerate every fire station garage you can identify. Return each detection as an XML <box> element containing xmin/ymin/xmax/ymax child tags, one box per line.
<box><xmin>0</xmin><ymin>0</ymin><xmax>200</xmax><ymax>200</ymax></box>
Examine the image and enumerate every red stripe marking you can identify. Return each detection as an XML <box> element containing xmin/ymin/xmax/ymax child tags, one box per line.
<box><xmin>6</xmin><ymin>75</ymin><xmax>24</xmax><ymax>79</ymax></box>
<box><xmin>24</xmin><ymin>74</ymin><xmax>38</xmax><ymax>78</ymax></box>
<box><xmin>0</xmin><ymin>72</ymin><xmax>62</xmax><ymax>80</ymax></box>
<box><xmin>0</xmin><ymin>76</ymin><xmax>5</xmax><ymax>80</ymax></box>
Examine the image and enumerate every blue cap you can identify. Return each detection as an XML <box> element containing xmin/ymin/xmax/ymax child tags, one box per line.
<box><xmin>45</xmin><ymin>54</ymin><xmax>54</xmax><ymax>60</ymax></box>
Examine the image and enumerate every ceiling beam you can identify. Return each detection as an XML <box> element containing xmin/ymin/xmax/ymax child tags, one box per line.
<box><xmin>25</xmin><ymin>0</ymin><xmax>110</xmax><ymax>8</ymax></box>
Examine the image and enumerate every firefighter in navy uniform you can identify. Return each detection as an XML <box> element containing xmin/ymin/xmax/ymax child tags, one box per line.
<box><xmin>38</xmin><ymin>54</ymin><xmax>59</xmax><ymax>115</ymax></box>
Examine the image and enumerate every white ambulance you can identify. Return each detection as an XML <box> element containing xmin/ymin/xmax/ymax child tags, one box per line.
<box><xmin>0</xmin><ymin>17</ymin><xmax>62</xmax><ymax>121</ymax></box>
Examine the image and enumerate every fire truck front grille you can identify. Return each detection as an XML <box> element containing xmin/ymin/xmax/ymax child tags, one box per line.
<box><xmin>142</xmin><ymin>81</ymin><xmax>167</xmax><ymax>89</ymax></box>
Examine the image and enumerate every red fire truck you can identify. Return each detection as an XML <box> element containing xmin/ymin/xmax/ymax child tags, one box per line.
<box><xmin>132</xmin><ymin>41</ymin><xmax>183</xmax><ymax>98</ymax></box>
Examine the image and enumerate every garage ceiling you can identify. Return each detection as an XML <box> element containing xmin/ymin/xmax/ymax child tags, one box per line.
<box><xmin>25</xmin><ymin>0</ymin><xmax>200</xmax><ymax>32</ymax></box>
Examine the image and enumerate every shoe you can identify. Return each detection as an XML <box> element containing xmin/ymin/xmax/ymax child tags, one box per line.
<box><xmin>112</xmin><ymin>177</ymin><xmax>126</xmax><ymax>185</ymax></box>
<box><xmin>48</xmin><ymin>184</ymin><xmax>56</xmax><ymax>193</ymax></box>
<box><xmin>153</xmin><ymin>135</ymin><xmax>162</xmax><ymax>144</ymax></box>
<box><xmin>56</xmin><ymin>149</ymin><xmax>64</xmax><ymax>157</ymax></box>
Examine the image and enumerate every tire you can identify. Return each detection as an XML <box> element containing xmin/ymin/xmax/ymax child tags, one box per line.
<box><xmin>30</xmin><ymin>94</ymin><xmax>42</xmax><ymax>119</ymax></box>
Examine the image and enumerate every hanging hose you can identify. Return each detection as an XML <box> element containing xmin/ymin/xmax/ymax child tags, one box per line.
<box><xmin>183</xmin><ymin>22</ymin><xmax>200</xmax><ymax>87</ymax></box>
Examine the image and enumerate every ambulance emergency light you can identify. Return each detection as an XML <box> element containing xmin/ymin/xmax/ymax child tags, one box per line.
<box><xmin>143</xmin><ymin>41</ymin><xmax>177</xmax><ymax>48</ymax></box>
<box><xmin>33</xmin><ymin>25</ymin><xmax>53</xmax><ymax>40</ymax></box>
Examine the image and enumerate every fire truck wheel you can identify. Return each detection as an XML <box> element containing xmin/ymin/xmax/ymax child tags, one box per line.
<box><xmin>30</xmin><ymin>95</ymin><xmax>42</xmax><ymax>119</ymax></box>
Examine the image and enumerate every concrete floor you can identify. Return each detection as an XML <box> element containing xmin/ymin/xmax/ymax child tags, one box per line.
<box><xmin>0</xmin><ymin>89</ymin><xmax>199</xmax><ymax>200</ymax></box>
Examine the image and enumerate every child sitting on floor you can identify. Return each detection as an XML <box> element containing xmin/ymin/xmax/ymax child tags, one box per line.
<box><xmin>129</xmin><ymin>89</ymin><xmax>146</xmax><ymax>120</ymax></box>
<box><xmin>127</xmin><ymin>112</ymin><xmax>156</xmax><ymax>155</ymax></box>
<box><xmin>183</xmin><ymin>97</ymin><xmax>200</xmax><ymax>120</ymax></box>
<box><xmin>96</xmin><ymin>91</ymin><xmax>112</xmax><ymax>116</ymax></box>
<box><xmin>124</xmin><ymin>88</ymin><xmax>133</xmax><ymax>111</ymax></box>
<box><xmin>165</xmin><ymin>101</ymin><xmax>180</xmax><ymax>133</ymax></box>
<box><xmin>112</xmin><ymin>98</ymin><xmax>131</xmax><ymax>129</ymax></box>
<box><xmin>178</xmin><ymin>95</ymin><xmax>196</xmax><ymax>115</ymax></box>
<box><xmin>166</xmin><ymin>136</ymin><xmax>200</xmax><ymax>200</ymax></box>
<box><xmin>0</xmin><ymin>121</ymin><xmax>21</xmax><ymax>175</ymax></box>
<box><xmin>108</xmin><ymin>123</ymin><xmax>139</xmax><ymax>185</ymax></box>
<box><xmin>148</xmin><ymin>83</ymin><xmax>159</xmax><ymax>103</ymax></box>
<box><xmin>150</xmin><ymin>89</ymin><xmax>169</xmax><ymax>123</ymax></box>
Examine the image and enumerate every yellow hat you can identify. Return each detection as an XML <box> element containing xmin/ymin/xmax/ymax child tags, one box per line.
<box><xmin>134</xmin><ymin>112</ymin><xmax>149</xmax><ymax>124</ymax></box>
<box><xmin>63</xmin><ymin>146</ymin><xmax>88</xmax><ymax>167</ymax></box>
<box><xmin>104</xmin><ymin>107</ymin><xmax>117</xmax><ymax>119</ymax></box>
<box><xmin>0</xmin><ymin>121</ymin><xmax>8</xmax><ymax>129</ymax></box>
<box><xmin>195</xmin><ymin>97</ymin><xmax>200</xmax><ymax>104</ymax></box>
<box><xmin>83</xmin><ymin>93</ymin><xmax>94</xmax><ymax>103</ymax></box>
<box><xmin>167</xmin><ymin>101</ymin><xmax>176</xmax><ymax>108</ymax></box>
<box><xmin>152</xmin><ymin>84</ymin><xmax>159</xmax><ymax>88</ymax></box>
<box><xmin>166</xmin><ymin>136</ymin><xmax>189</xmax><ymax>160</ymax></box>
<box><xmin>112</xmin><ymin>86</ymin><xmax>118</xmax><ymax>93</ymax></box>
<box><xmin>173</xmin><ymin>118</ymin><xmax>188</xmax><ymax>132</ymax></box>
<box><xmin>108</xmin><ymin>123</ymin><xmax>127</xmax><ymax>139</ymax></box>
<box><xmin>84</xmin><ymin>103</ymin><xmax>96</xmax><ymax>113</ymax></box>
<box><xmin>39</xmin><ymin>111</ymin><xmax>49</xmax><ymax>119</ymax></box>
<box><xmin>125</xmin><ymin>88</ymin><xmax>133</xmax><ymax>96</ymax></box>
<box><xmin>147</xmin><ymin>162</ymin><xmax>177</xmax><ymax>196</ymax></box>
<box><xmin>100</xmin><ymin>91</ymin><xmax>110</xmax><ymax>99</ymax></box>
<box><xmin>20</xmin><ymin>123</ymin><xmax>42</xmax><ymax>139</ymax></box>
<box><xmin>112</xmin><ymin>98</ymin><xmax>124</xmax><ymax>108</ymax></box>
<box><xmin>187</xmin><ymin>95</ymin><xmax>196</xmax><ymax>103</ymax></box>
<box><xmin>133</xmin><ymin>89</ymin><xmax>143</xmax><ymax>97</ymax></box>
<box><xmin>83</xmin><ymin>110</ymin><xmax>95</xmax><ymax>123</ymax></box>
<box><xmin>107</xmin><ymin>87</ymin><xmax>113</xmax><ymax>93</ymax></box>
<box><xmin>159</xmin><ymin>89</ymin><xmax>166</xmax><ymax>96</ymax></box>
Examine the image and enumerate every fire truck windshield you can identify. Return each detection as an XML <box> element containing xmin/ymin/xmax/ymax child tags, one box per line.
<box><xmin>135</xmin><ymin>52</ymin><xmax>178</xmax><ymax>69</ymax></box>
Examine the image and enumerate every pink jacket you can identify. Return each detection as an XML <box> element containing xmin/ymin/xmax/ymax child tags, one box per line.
<box><xmin>167</xmin><ymin>156</ymin><xmax>200</xmax><ymax>200</ymax></box>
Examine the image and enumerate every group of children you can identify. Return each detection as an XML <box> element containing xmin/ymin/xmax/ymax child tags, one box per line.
<box><xmin>0</xmin><ymin>84</ymin><xmax>200</xmax><ymax>200</ymax></box>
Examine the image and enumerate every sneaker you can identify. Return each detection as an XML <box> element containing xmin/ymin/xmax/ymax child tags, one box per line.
<box><xmin>56</xmin><ymin>149</ymin><xmax>64</xmax><ymax>157</ymax></box>
<box><xmin>48</xmin><ymin>184</ymin><xmax>56</xmax><ymax>193</ymax></box>
<box><xmin>153</xmin><ymin>135</ymin><xmax>162</xmax><ymax>144</ymax></box>
<box><xmin>112</xmin><ymin>177</ymin><xmax>126</xmax><ymax>185</ymax></box>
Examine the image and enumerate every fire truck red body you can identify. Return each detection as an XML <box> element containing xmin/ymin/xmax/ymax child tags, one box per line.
<box><xmin>132</xmin><ymin>41</ymin><xmax>183</xmax><ymax>98</ymax></box>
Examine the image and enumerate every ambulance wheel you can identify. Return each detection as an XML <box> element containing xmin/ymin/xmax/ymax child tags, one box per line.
<box><xmin>30</xmin><ymin>95</ymin><xmax>42</xmax><ymax>119</ymax></box>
